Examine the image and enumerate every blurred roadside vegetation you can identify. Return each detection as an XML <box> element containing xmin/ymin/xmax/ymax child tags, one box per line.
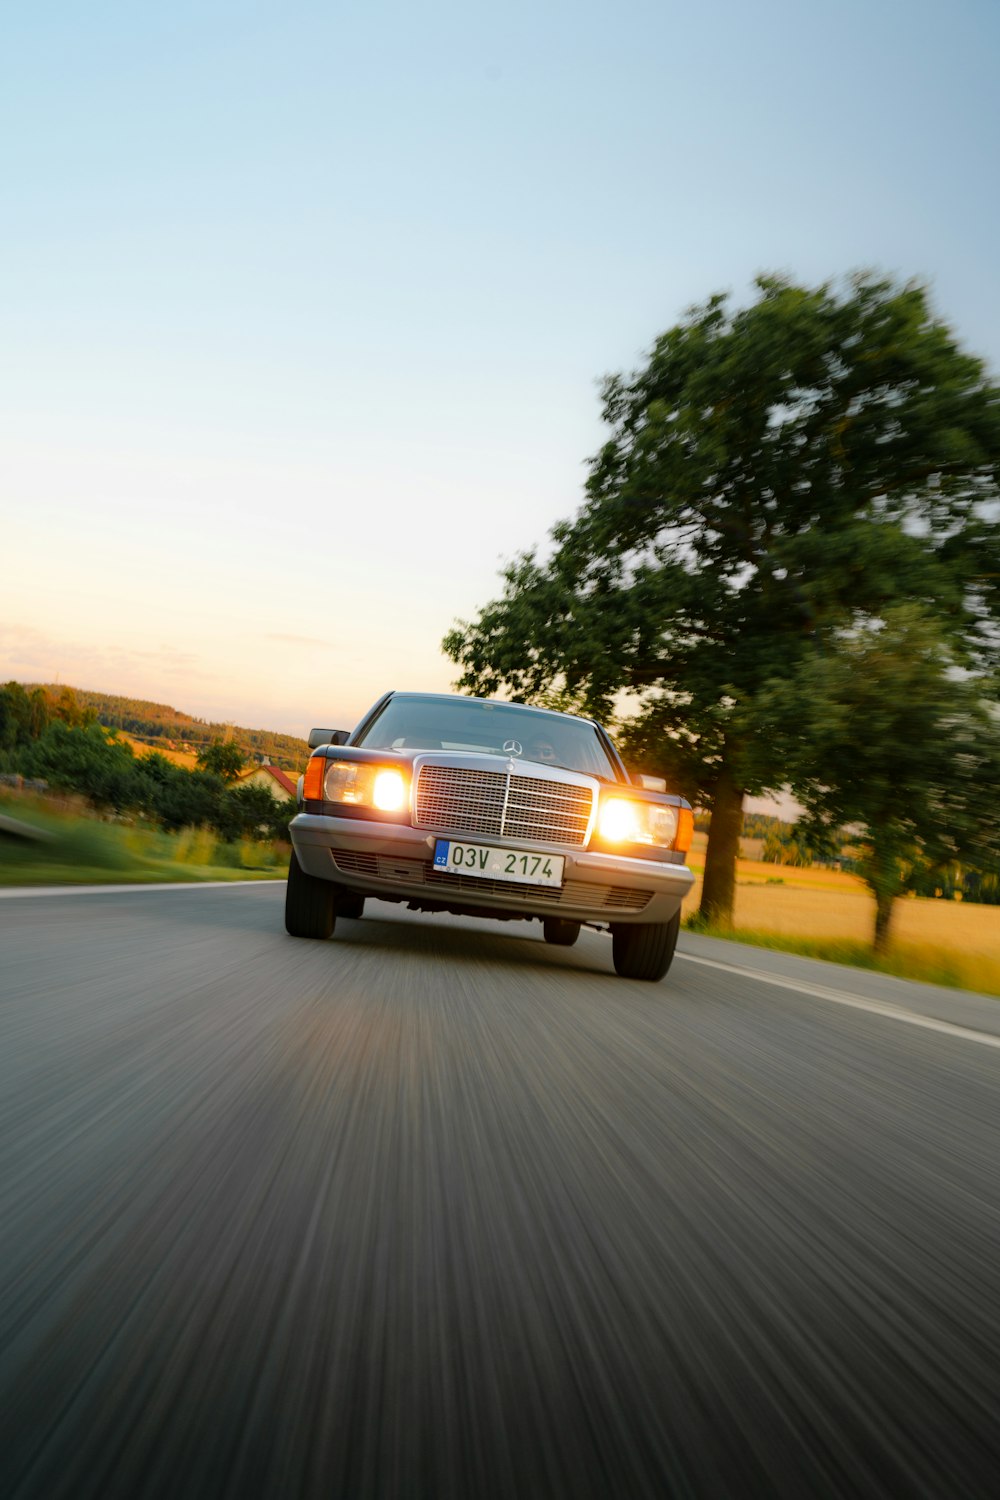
<box><xmin>0</xmin><ymin>798</ymin><xmax>287</xmax><ymax>886</ymax></box>
<box><xmin>0</xmin><ymin>683</ymin><xmax>294</xmax><ymax>884</ymax></box>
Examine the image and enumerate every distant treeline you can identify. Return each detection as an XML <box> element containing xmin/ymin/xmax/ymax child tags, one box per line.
<box><xmin>26</xmin><ymin>684</ymin><xmax>309</xmax><ymax>770</ymax></box>
<box><xmin>696</xmin><ymin>810</ymin><xmax>796</xmax><ymax>841</ymax></box>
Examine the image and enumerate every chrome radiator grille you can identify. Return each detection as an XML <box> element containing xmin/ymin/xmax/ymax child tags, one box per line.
<box><xmin>415</xmin><ymin>765</ymin><xmax>593</xmax><ymax>848</ymax></box>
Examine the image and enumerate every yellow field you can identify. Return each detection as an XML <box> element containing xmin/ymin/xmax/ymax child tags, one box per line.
<box><xmin>116</xmin><ymin>732</ymin><xmax>199</xmax><ymax>769</ymax></box>
<box><xmin>684</xmin><ymin>839</ymin><xmax>1000</xmax><ymax>995</ymax></box>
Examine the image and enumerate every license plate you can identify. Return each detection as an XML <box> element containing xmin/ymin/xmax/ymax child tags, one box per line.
<box><xmin>433</xmin><ymin>839</ymin><xmax>565</xmax><ymax>887</ymax></box>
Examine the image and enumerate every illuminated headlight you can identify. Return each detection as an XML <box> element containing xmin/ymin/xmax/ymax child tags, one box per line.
<box><xmin>598</xmin><ymin>796</ymin><xmax>679</xmax><ymax>847</ymax></box>
<box><xmin>324</xmin><ymin>760</ymin><xmax>409</xmax><ymax>812</ymax></box>
<box><xmin>373</xmin><ymin>769</ymin><xmax>407</xmax><ymax>811</ymax></box>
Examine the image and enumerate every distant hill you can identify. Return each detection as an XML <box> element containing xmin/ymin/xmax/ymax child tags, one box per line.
<box><xmin>31</xmin><ymin>686</ymin><xmax>310</xmax><ymax>771</ymax></box>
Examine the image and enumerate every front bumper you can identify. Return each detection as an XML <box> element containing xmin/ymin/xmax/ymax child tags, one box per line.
<box><xmin>290</xmin><ymin>813</ymin><xmax>695</xmax><ymax>926</ymax></box>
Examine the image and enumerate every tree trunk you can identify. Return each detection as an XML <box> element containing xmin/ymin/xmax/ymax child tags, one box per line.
<box><xmin>699</xmin><ymin>763</ymin><xmax>745</xmax><ymax>928</ymax></box>
<box><xmin>866</xmin><ymin>837</ymin><xmax>900</xmax><ymax>955</ymax></box>
<box><xmin>873</xmin><ymin>889</ymin><xmax>895</xmax><ymax>955</ymax></box>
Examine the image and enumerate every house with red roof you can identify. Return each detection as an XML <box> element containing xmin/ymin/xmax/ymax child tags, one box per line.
<box><xmin>237</xmin><ymin>761</ymin><xmax>299</xmax><ymax>802</ymax></box>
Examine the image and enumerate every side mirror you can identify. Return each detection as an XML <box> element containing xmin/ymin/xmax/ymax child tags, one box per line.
<box><xmin>308</xmin><ymin>728</ymin><xmax>350</xmax><ymax>749</ymax></box>
<box><xmin>636</xmin><ymin>773</ymin><xmax>667</xmax><ymax>793</ymax></box>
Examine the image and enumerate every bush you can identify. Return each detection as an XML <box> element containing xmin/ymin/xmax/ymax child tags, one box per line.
<box><xmin>21</xmin><ymin>722</ymin><xmax>138</xmax><ymax>810</ymax></box>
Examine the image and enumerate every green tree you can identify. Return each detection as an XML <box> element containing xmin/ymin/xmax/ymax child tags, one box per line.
<box><xmin>131</xmin><ymin>751</ymin><xmax>209</xmax><ymax>829</ymax></box>
<box><xmin>195</xmin><ymin>739</ymin><xmax>246</xmax><ymax>782</ymax></box>
<box><xmin>0</xmin><ymin>682</ymin><xmax>53</xmax><ymax>754</ymax></box>
<box><xmin>444</xmin><ymin>273</ymin><xmax>1000</xmax><ymax>925</ymax></box>
<box><xmin>764</xmin><ymin>608</ymin><xmax>1000</xmax><ymax>951</ymax></box>
<box><xmin>22</xmin><ymin>722</ymin><xmax>139</xmax><ymax>811</ymax></box>
<box><xmin>1</xmin><ymin>683</ymin><xmax>31</xmax><ymax>752</ymax></box>
<box><xmin>146</xmin><ymin>766</ymin><xmax>228</xmax><ymax>832</ymax></box>
<box><xmin>216</xmin><ymin>782</ymin><xmax>287</xmax><ymax>842</ymax></box>
<box><xmin>47</xmin><ymin>686</ymin><xmax>91</xmax><ymax>726</ymax></box>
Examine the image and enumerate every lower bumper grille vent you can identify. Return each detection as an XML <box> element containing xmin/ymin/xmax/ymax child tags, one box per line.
<box><xmin>330</xmin><ymin>850</ymin><xmax>651</xmax><ymax>913</ymax></box>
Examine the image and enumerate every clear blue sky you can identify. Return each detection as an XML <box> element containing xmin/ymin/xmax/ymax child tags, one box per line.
<box><xmin>2</xmin><ymin>0</ymin><xmax>997</xmax><ymax>735</ymax></box>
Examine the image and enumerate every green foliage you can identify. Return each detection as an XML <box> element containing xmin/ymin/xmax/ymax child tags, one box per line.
<box><xmin>251</xmin><ymin>790</ymin><xmax>299</xmax><ymax>842</ymax></box>
<box><xmin>22</xmin><ymin>721</ymin><xmax>139</xmax><ymax>810</ymax></box>
<box><xmin>762</xmin><ymin>606</ymin><xmax>1000</xmax><ymax>948</ymax></box>
<box><xmin>147</xmin><ymin>765</ymin><xmax>230</xmax><ymax>831</ymax></box>
<box><xmin>444</xmin><ymin>272</ymin><xmax>1000</xmax><ymax>923</ymax></box>
<box><xmin>0</xmin><ymin>682</ymin><xmax>50</xmax><ymax>752</ymax></box>
<box><xmin>47</xmin><ymin>686</ymin><xmax>94</xmax><ymax>726</ymax></box>
<box><xmin>215</xmin><ymin>782</ymin><xmax>293</xmax><ymax>842</ymax></box>
<box><xmin>196</xmin><ymin>738</ymin><xmax>246</xmax><ymax>782</ymax></box>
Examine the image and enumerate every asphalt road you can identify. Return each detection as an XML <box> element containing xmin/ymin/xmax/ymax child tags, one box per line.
<box><xmin>1</xmin><ymin>884</ymin><xmax>999</xmax><ymax>1499</ymax></box>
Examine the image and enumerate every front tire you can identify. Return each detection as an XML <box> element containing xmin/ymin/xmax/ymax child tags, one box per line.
<box><xmin>285</xmin><ymin>852</ymin><xmax>336</xmax><ymax>939</ymax></box>
<box><xmin>611</xmin><ymin>912</ymin><xmax>680</xmax><ymax>982</ymax></box>
<box><xmin>543</xmin><ymin>918</ymin><xmax>581</xmax><ymax>947</ymax></box>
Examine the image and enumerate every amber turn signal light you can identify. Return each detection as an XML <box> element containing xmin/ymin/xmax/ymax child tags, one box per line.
<box><xmin>675</xmin><ymin>807</ymin><xmax>694</xmax><ymax>854</ymax></box>
<box><xmin>303</xmin><ymin>755</ymin><xmax>326</xmax><ymax>801</ymax></box>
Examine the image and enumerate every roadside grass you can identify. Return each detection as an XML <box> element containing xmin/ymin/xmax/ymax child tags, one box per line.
<box><xmin>681</xmin><ymin>920</ymin><xmax>1000</xmax><ymax>996</ymax></box>
<box><xmin>0</xmin><ymin>800</ymin><xmax>288</xmax><ymax>885</ymax></box>
<box><xmin>683</xmin><ymin>869</ymin><xmax>1000</xmax><ymax>997</ymax></box>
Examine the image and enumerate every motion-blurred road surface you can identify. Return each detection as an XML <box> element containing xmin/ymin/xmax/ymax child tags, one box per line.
<box><xmin>1</xmin><ymin>884</ymin><xmax>998</xmax><ymax>1498</ymax></box>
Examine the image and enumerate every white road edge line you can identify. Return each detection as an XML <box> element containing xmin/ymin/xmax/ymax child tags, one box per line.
<box><xmin>676</xmin><ymin>950</ymin><xmax>1000</xmax><ymax>1050</ymax></box>
<box><xmin>0</xmin><ymin>880</ymin><xmax>286</xmax><ymax>898</ymax></box>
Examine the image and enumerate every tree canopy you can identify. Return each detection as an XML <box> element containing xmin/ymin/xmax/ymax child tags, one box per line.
<box><xmin>763</xmin><ymin>607</ymin><xmax>1000</xmax><ymax>950</ymax></box>
<box><xmin>196</xmin><ymin>739</ymin><xmax>246</xmax><ymax>782</ymax></box>
<box><xmin>444</xmin><ymin>273</ymin><xmax>1000</xmax><ymax>924</ymax></box>
<box><xmin>0</xmin><ymin>682</ymin><xmax>94</xmax><ymax>752</ymax></box>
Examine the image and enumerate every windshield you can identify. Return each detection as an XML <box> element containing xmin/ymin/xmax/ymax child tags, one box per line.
<box><xmin>356</xmin><ymin>695</ymin><xmax>622</xmax><ymax>781</ymax></box>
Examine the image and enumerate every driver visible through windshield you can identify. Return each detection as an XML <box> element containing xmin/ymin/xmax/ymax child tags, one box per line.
<box><xmin>355</xmin><ymin>694</ymin><xmax>622</xmax><ymax>782</ymax></box>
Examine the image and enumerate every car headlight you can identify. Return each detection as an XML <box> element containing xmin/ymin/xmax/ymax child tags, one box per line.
<box><xmin>305</xmin><ymin>757</ymin><xmax>409</xmax><ymax>812</ymax></box>
<box><xmin>598</xmin><ymin>796</ymin><xmax>681</xmax><ymax>848</ymax></box>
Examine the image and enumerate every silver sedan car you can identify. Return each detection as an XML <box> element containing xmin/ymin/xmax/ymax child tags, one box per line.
<box><xmin>287</xmin><ymin>692</ymin><xmax>695</xmax><ymax>981</ymax></box>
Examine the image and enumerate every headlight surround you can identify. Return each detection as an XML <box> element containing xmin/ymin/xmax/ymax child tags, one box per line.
<box><xmin>598</xmin><ymin>796</ymin><xmax>680</xmax><ymax>848</ymax></box>
<box><xmin>323</xmin><ymin>759</ymin><xmax>409</xmax><ymax>812</ymax></box>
